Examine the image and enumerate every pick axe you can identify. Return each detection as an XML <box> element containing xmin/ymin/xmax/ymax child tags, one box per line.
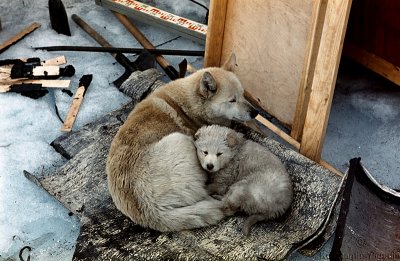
<box><xmin>71</xmin><ymin>14</ymin><xmax>155</xmax><ymax>88</ymax></box>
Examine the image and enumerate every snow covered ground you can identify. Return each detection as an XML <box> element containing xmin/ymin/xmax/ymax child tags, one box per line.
<box><xmin>0</xmin><ymin>0</ymin><xmax>205</xmax><ymax>259</ymax></box>
<box><xmin>1</xmin><ymin>0</ymin><xmax>399</xmax><ymax>260</ymax></box>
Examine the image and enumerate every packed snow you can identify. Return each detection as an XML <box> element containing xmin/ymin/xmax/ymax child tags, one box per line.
<box><xmin>0</xmin><ymin>0</ymin><xmax>206</xmax><ymax>259</ymax></box>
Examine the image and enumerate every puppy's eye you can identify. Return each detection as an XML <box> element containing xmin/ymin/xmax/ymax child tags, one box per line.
<box><xmin>216</xmin><ymin>152</ymin><xmax>222</xmax><ymax>157</ymax></box>
<box><xmin>229</xmin><ymin>98</ymin><xmax>236</xmax><ymax>103</ymax></box>
<box><xmin>203</xmin><ymin>151</ymin><xmax>208</xmax><ymax>155</ymax></box>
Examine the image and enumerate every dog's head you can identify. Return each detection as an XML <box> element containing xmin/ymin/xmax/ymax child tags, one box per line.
<box><xmin>198</xmin><ymin>54</ymin><xmax>258</xmax><ymax>124</ymax></box>
<box><xmin>194</xmin><ymin>125</ymin><xmax>244</xmax><ymax>173</ymax></box>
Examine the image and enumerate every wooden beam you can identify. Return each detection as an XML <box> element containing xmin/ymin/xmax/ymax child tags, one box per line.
<box><xmin>291</xmin><ymin>0</ymin><xmax>328</xmax><ymax>141</ymax></box>
<box><xmin>343</xmin><ymin>42</ymin><xmax>400</xmax><ymax>86</ymax></box>
<box><xmin>249</xmin><ymin>115</ymin><xmax>343</xmax><ymax>177</ymax></box>
<box><xmin>300</xmin><ymin>0</ymin><xmax>352</xmax><ymax>162</ymax></box>
<box><xmin>204</xmin><ymin>0</ymin><xmax>228</xmax><ymax>67</ymax></box>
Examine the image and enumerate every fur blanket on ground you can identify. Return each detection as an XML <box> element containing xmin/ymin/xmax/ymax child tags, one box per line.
<box><xmin>28</xmin><ymin>69</ymin><xmax>343</xmax><ymax>260</ymax></box>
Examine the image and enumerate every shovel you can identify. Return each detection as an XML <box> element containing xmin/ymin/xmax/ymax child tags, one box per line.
<box><xmin>71</xmin><ymin>14</ymin><xmax>155</xmax><ymax>88</ymax></box>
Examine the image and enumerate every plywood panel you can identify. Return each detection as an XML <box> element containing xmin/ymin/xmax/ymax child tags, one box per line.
<box><xmin>219</xmin><ymin>0</ymin><xmax>318</xmax><ymax>126</ymax></box>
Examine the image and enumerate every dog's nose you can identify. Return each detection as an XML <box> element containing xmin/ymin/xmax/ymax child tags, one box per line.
<box><xmin>206</xmin><ymin>163</ymin><xmax>214</xmax><ymax>170</ymax></box>
<box><xmin>250</xmin><ymin>108</ymin><xmax>258</xmax><ymax>118</ymax></box>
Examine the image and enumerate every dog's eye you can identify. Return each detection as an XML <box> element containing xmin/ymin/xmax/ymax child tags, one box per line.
<box><xmin>203</xmin><ymin>151</ymin><xmax>208</xmax><ymax>155</ymax></box>
<box><xmin>229</xmin><ymin>98</ymin><xmax>236</xmax><ymax>103</ymax></box>
<box><xmin>216</xmin><ymin>152</ymin><xmax>222</xmax><ymax>157</ymax></box>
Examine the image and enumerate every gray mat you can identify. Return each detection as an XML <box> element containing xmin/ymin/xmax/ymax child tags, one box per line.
<box><xmin>29</xmin><ymin>69</ymin><xmax>343</xmax><ymax>260</ymax></box>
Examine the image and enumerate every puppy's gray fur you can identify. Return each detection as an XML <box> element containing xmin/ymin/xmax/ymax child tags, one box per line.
<box><xmin>194</xmin><ymin>125</ymin><xmax>293</xmax><ymax>235</ymax></box>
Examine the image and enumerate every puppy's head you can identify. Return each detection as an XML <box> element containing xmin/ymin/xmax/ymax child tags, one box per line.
<box><xmin>197</xmin><ymin>54</ymin><xmax>258</xmax><ymax>123</ymax></box>
<box><xmin>194</xmin><ymin>125</ymin><xmax>243</xmax><ymax>173</ymax></box>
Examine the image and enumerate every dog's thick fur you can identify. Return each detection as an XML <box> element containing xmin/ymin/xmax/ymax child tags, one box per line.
<box><xmin>194</xmin><ymin>125</ymin><xmax>293</xmax><ymax>236</ymax></box>
<box><xmin>106</xmin><ymin>55</ymin><xmax>258</xmax><ymax>232</ymax></box>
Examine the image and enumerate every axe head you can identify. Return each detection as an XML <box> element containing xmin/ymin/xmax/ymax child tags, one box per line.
<box><xmin>113</xmin><ymin>51</ymin><xmax>156</xmax><ymax>88</ymax></box>
<box><xmin>49</xmin><ymin>0</ymin><xmax>71</xmax><ymax>36</ymax></box>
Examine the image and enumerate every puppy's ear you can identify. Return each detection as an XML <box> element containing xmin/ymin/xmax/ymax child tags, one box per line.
<box><xmin>222</xmin><ymin>53</ymin><xmax>237</xmax><ymax>72</ymax></box>
<box><xmin>194</xmin><ymin>130</ymin><xmax>200</xmax><ymax>141</ymax></box>
<box><xmin>199</xmin><ymin>71</ymin><xmax>217</xmax><ymax>98</ymax></box>
<box><xmin>226</xmin><ymin>132</ymin><xmax>238</xmax><ymax>148</ymax></box>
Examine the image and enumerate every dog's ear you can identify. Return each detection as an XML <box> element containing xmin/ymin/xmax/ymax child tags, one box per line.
<box><xmin>222</xmin><ymin>53</ymin><xmax>236</xmax><ymax>72</ymax></box>
<box><xmin>226</xmin><ymin>132</ymin><xmax>238</xmax><ymax>148</ymax></box>
<box><xmin>199</xmin><ymin>71</ymin><xmax>217</xmax><ymax>98</ymax></box>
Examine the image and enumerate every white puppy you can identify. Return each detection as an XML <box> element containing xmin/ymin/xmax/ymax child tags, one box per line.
<box><xmin>194</xmin><ymin>125</ymin><xmax>293</xmax><ymax>235</ymax></box>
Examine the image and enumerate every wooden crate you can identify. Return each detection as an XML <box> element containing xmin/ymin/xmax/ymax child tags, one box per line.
<box><xmin>205</xmin><ymin>0</ymin><xmax>352</xmax><ymax>167</ymax></box>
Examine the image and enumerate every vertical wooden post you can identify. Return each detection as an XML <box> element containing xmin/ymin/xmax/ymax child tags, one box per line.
<box><xmin>291</xmin><ymin>0</ymin><xmax>328</xmax><ymax>141</ymax></box>
<box><xmin>300</xmin><ymin>0</ymin><xmax>352</xmax><ymax>162</ymax></box>
<box><xmin>204</xmin><ymin>0</ymin><xmax>229</xmax><ymax>67</ymax></box>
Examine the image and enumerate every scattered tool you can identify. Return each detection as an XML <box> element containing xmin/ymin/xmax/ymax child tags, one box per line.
<box><xmin>113</xmin><ymin>12</ymin><xmax>180</xmax><ymax>80</ymax></box>
<box><xmin>0</xmin><ymin>59</ymin><xmax>75</xmax><ymax>80</ymax></box>
<box><xmin>61</xmin><ymin>74</ymin><xmax>93</xmax><ymax>132</ymax></box>
<box><xmin>0</xmin><ymin>56</ymin><xmax>72</xmax><ymax>99</ymax></box>
<box><xmin>49</xmin><ymin>0</ymin><xmax>71</xmax><ymax>36</ymax></box>
<box><xmin>34</xmin><ymin>45</ymin><xmax>205</xmax><ymax>56</ymax></box>
<box><xmin>71</xmin><ymin>14</ymin><xmax>155</xmax><ymax>88</ymax></box>
<box><xmin>0</xmin><ymin>22</ymin><xmax>41</xmax><ymax>54</ymax></box>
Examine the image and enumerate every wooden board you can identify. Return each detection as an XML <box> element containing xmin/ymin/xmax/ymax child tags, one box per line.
<box><xmin>206</xmin><ymin>0</ymin><xmax>319</xmax><ymax>126</ymax></box>
<box><xmin>300</xmin><ymin>0</ymin><xmax>352</xmax><ymax>161</ymax></box>
<box><xmin>343</xmin><ymin>43</ymin><xmax>400</xmax><ymax>86</ymax></box>
<box><xmin>95</xmin><ymin>0</ymin><xmax>207</xmax><ymax>43</ymax></box>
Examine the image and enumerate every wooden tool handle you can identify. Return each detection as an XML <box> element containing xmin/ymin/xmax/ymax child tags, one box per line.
<box><xmin>113</xmin><ymin>12</ymin><xmax>179</xmax><ymax>79</ymax></box>
<box><xmin>71</xmin><ymin>14</ymin><xmax>114</xmax><ymax>52</ymax></box>
<box><xmin>61</xmin><ymin>85</ymin><xmax>85</xmax><ymax>132</ymax></box>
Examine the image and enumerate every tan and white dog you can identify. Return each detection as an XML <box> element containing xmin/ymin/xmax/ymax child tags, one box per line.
<box><xmin>106</xmin><ymin>54</ymin><xmax>258</xmax><ymax>232</ymax></box>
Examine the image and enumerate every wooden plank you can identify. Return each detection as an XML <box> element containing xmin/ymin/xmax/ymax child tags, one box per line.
<box><xmin>252</xmin><ymin>115</ymin><xmax>343</xmax><ymax>177</ymax></box>
<box><xmin>95</xmin><ymin>0</ymin><xmax>207</xmax><ymax>43</ymax></box>
<box><xmin>0</xmin><ymin>79</ymin><xmax>70</xmax><ymax>92</ymax></box>
<box><xmin>343</xmin><ymin>43</ymin><xmax>400</xmax><ymax>86</ymax></box>
<box><xmin>219</xmin><ymin>0</ymin><xmax>319</xmax><ymax>126</ymax></box>
<box><xmin>300</xmin><ymin>0</ymin><xmax>352</xmax><ymax>162</ymax></box>
<box><xmin>32</xmin><ymin>65</ymin><xmax>60</xmax><ymax>77</ymax></box>
<box><xmin>255</xmin><ymin>115</ymin><xmax>301</xmax><ymax>150</ymax></box>
<box><xmin>61</xmin><ymin>86</ymin><xmax>86</xmax><ymax>132</ymax></box>
<box><xmin>0</xmin><ymin>22</ymin><xmax>41</xmax><ymax>54</ymax></box>
<box><xmin>41</xmin><ymin>56</ymin><xmax>67</xmax><ymax>66</ymax></box>
<box><xmin>291</xmin><ymin>0</ymin><xmax>328</xmax><ymax>141</ymax></box>
<box><xmin>203</xmin><ymin>0</ymin><xmax>228</xmax><ymax>67</ymax></box>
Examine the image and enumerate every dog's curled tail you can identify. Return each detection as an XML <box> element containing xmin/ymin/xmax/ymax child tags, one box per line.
<box><xmin>154</xmin><ymin>197</ymin><xmax>225</xmax><ymax>232</ymax></box>
<box><xmin>242</xmin><ymin>214</ymin><xmax>266</xmax><ymax>236</ymax></box>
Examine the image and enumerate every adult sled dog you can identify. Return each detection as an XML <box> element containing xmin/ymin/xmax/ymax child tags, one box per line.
<box><xmin>106</xmin><ymin>54</ymin><xmax>258</xmax><ymax>232</ymax></box>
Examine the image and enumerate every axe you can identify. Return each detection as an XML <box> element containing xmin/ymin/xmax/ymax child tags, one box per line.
<box><xmin>71</xmin><ymin>14</ymin><xmax>155</xmax><ymax>88</ymax></box>
<box><xmin>61</xmin><ymin>74</ymin><xmax>92</xmax><ymax>132</ymax></box>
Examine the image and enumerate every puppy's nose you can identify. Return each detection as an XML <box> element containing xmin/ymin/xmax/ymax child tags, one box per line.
<box><xmin>206</xmin><ymin>163</ymin><xmax>214</xmax><ymax>170</ymax></box>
